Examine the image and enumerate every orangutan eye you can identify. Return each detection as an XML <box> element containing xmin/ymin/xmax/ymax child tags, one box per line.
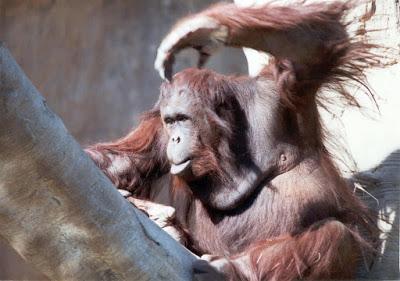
<box><xmin>164</xmin><ymin>117</ymin><xmax>174</xmax><ymax>124</ymax></box>
<box><xmin>175</xmin><ymin>114</ymin><xmax>190</xmax><ymax>122</ymax></box>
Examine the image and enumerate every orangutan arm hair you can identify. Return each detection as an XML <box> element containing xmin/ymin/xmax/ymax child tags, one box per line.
<box><xmin>155</xmin><ymin>1</ymin><xmax>381</xmax><ymax>108</ymax></box>
<box><xmin>197</xmin><ymin>219</ymin><xmax>362</xmax><ymax>281</ymax></box>
<box><xmin>85</xmin><ymin>110</ymin><xmax>168</xmax><ymax>193</ymax></box>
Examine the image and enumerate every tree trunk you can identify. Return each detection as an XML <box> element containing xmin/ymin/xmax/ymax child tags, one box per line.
<box><xmin>0</xmin><ymin>43</ymin><xmax>197</xmax><ymax>280</ymax></box>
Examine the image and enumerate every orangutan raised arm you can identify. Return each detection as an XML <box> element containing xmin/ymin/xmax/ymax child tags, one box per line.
<box><xmin>154</xmin><ymin>2</ymin><xmax>377</xmax><ymax>97</ymax></box>
<box><xmin>155</xmin><ymin>1</ymin><xmax>349</xmax><ymax>75</ymax></box>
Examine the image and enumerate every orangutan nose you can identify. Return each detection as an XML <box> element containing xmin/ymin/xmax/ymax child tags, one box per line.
<box><xmin>172</xmin><ymin>136</ymin><xmax>181</xmax><ymax>144</ymax></box>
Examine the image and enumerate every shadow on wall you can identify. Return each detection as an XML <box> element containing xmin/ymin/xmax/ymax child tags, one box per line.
<box><xmin>354</xmin><ymin>149</ymin><xmax>400</xmax><ymax>280</ymax></box>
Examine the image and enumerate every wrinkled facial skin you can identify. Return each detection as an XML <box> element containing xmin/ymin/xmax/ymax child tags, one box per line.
<box><xmin>159</xmin><ymin>86</ymin><xmax>203</xmax><ymax>178</ymax></box>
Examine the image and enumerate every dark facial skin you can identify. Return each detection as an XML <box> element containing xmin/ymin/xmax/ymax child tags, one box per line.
<box><xmin>160</xmin><ymin>87</ymin><xmax>202</xmax><ymax>178</ymax></box>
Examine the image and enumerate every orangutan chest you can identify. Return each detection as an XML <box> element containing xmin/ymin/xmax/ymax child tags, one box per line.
<box><xmin>187</xmin><ymin>186</ymin><xmax>305</xmax><ymax>255</ymax></box>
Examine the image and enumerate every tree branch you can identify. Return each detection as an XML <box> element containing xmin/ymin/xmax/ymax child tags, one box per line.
<box><xmin>0</xmin><ymin>43</ymin><xmax>197</xmax><ymax>280</ymax></box>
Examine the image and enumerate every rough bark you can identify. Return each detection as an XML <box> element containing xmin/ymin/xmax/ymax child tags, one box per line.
<box><xmin>0</xmin><ymin>43</ymin><xmax>197</xmax><ymax>280</ymax></box>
